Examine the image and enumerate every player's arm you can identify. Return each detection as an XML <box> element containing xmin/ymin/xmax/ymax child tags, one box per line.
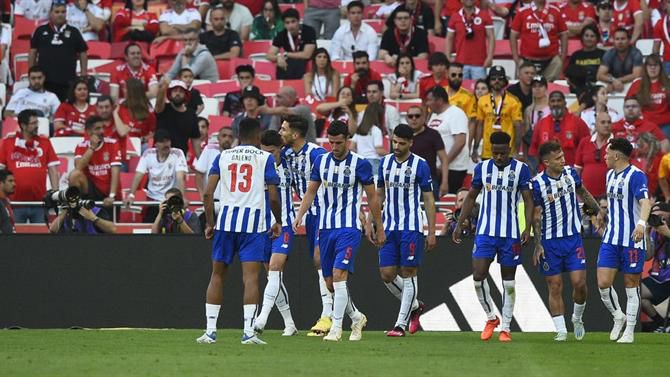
<box><xmin>521</xmin><ymin>188</ymin><xmax>534</xmax><ymax>244</ymax></box>
<box><xmin>531</xmin><ymin>205</ymin><xmax>544</xmax><ymax>266</ymax></box>
<box><xmin>267</xmin><ymin>183</ymin><xmax>282</xmax><ymax>238</ymax></box>
<box><xmin>203</xmin><ymin>173</ymin><xmax>220</xmax><ymax>239</ymax></box>
<box><xmin>576</xmin><ymin>185</ymin><xmax>601</xmax><ymax>217</ymax></box>
<box><xmin>423</xmin><ymin>190</ymin><xmax>437</xmax><ymax>250</ymax></box>
<box><xmin>293</xmin><ymin>180</ymin><xmax>321</xmax><ymax>232</ymax></box>
<box><xmin>453</xmin><ymin>186</ymin><xmax>481</xmax><ymax>243</ymax></box>
<box><xmin>364</xmin><ymin>183</ymin><xmax>385</xmax><ymax>247</ymax></box>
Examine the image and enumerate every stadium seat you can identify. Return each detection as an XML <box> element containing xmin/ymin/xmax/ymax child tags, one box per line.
<box><xmin>278</xmin><ymin>3</ymin><xmax>305</xmax><ymax>18</ymax></box>
<box><xmin>428</xmin><ymin>35</ymin><xmax>447</xmax><ymax>54</ymax></box>
<box><xmin>636</xmin><ymin>39</ymin><xmax>655</xmax><ymax>56</ymax></box>
<box><xmin>150</xmin><ymin>39</ymin><xmax>184</xmax><ymax>60</ymax></box>
<box><xmin>200</xmin><ymin>97</ymin><xmax>220</xmax><ymax>118</ymax></box>
<box><xmin>13</xmin><ymin>16</ymin><xmax>42</xmax><ymax>40</ymax></box>
<box><xmin>252</xmin><ymin>60</ymin><xmax>276</xmax><ymax>80</ymax></box>
<box><xmin>493</xmin><ymin>40</ymin><xmax>513</xmax><ymax>58</ymax></box>
<box><xmin>363</xmin><ymin>19</ymin><xmax>384</xmax><ymax>34</ymax></box>
<box><xmin>369</xmin><ymin>60</ymin><xmax>395</xmax><ymax>76</ymax></box>
<box><xmin>242</xmin><ymin>40</ymin><xmax>272</xmax><ymax>59</ymax></box>
<box><xmin>387</xmin><ymin>99</ymin><xmax>423</xmax><ymax>113</ymax></box>
<box><xmin>1</xmin><ymin>117</ymin><xmax>18</xmax><ymax>138</ymax></box>
<box><xmin>414</xmin><ymin>59</ymin><xmax>429</xmax><ymax>73</ymax></box>
<box><xmin>87</xmin><ymin>41</ymin><xmax>112</xmax><ymax>59</ymax></box>
<box><xmin>332</xmin><ymin>60</ymin><xmax>352</xmax><ymax>75</ymax></box>
<box><xmin>51</xmin><ymin>137</ymin><xmax>84</xmax><ymax>156</ymax></box>
<box><xmin>492</xmin><ymin>17</ymin><xmax>506</xmax><ymax>40</ymax></box>
<box><xmin>255</xmin><ymin>79</ymin><xmax>281</xmax><ymax>95</ymax></box>
<box><xmin>363</xmin><ymin>4</ymin><xmax>382</xmax><ymax>18</ymax></box>
<box><xmin>316</xmin><ymin>39</ymin><xmax>331</xmax><ymax>50</ymax></box>
<box><xmin>37</xmin><ymin>117</ymin><xmax>49</xmax><ymax>136</ymax></box>
<box><xmin>13</xmin><ymin>56</ymin><xmax>29</xmax><ymax>82</ymax></box>
<box><xmin>148</xmin><ymin>2</ymin><xmax>168</xmax><ymax>16</ymax></box>
<box><xmin>199</xmin><ymin>80</ymin><xmax>239</xmax><ymax>98</ymax></box>
<box><xmin>208</xmin><ymin>115</ymin><xmax>233</xmax><ymax>135</ymax></box>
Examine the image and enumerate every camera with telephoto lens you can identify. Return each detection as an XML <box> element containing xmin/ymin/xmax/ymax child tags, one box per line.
<box><xmin>44</xmin><ymin>186</ymin><xmax>95</xmax><ymax>211</ymax></box>
<box><xmin>165</xmin><ymin>195</ymin><xmax>185</xmax><ymax>215</ymax></box>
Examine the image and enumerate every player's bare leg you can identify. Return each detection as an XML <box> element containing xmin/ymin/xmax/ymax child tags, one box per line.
<box><xmin>197</xmin><ymin>261</ymin><xmax>229</xmax><ymax>344</ymax></box>
<box><xmin>597</xmin><ymin>267</ymin><xmax>626</xmax><ymax>341</ymax></box>
<box><xmin>324</xmin><ymin>268</ymin><xmax>366</xmax><ymax>342</ymax></box>
<box><xmin>618</xmin><ymin>273</ymin><xmax>641</xmax><ymax>343</ymax></box>
<box><xmin>545</xmin><ymin>274</ymin><xmax>567</xmax><ymax>341</ymax></box>
<box><xmin>240</xmin><ymin>261</ymin><xmax>265</xmax><ymax>344</ymax></box>
<box><xmin>256</xmin><ymin>254</ymin><xmax>296</xmax><ymax>336</ymax></box>
<box><xmin>472</xmin><ymin>258</ymin><xmax>499</xmax><ymax>341</ymax></box>
<box><xmin>498</xmin><ymin>265</ymin><xmax>517</xmax><ymax>342</ymax></box>
<box><xmin>310</xmin><ymin>245</ymin><xmax>334</xmax><ymax>336</ymax></box>
<box><xmin>569</xmin><ymin>270</ymin><xmax>587</xmax><ymax>340</ymax></box>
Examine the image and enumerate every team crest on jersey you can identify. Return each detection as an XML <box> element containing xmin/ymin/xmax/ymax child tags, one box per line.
<box><xmin>618</xmin><ymin>179</ymin><xmax>625</xmax><ymax>187</ymax></box>
<box><xmin>543</xmin><ymin>262</ymin><xmax>549</xmax><ymax>271</ymax></box>
<box><xmin>565</xmin><ymin>131</ymin><xmax>573</xmax><ymax>140</ymax></box>
<box><xmin>103</xmin><ymin>152</ymin><xmax>109</xmax><ymax>161</ymax></box>
<box><xmin>405</xmin><ymin>167</ymin><xmax>413</xmax><ymax>176</ymax></box>
<box><xmin>474</xmin><ymin>17</ymin><xmax>482</xmax><ymax>25</ymax></box>
<box><xmin>508</xmin><ymin>171</ymin><xmax>515</xmax><ymax>180</ymax></box>
<box><xmin>343</xmin><ymin>167</ymin><xmax>352</xmax><ymax>176</ymax></box>
<box><xmin>64</xmin><ymin>30</ymin><xmax>71</xmax><ymax>38</ymax></box>
<box><xmin>485</xmin><ymin>183</ymin><xmax>492</xmax><ymax>191</ymax></box>
<box><xmin>548</xmin><ymin>14</ymin><xmax>554</xmax><ymax>22</ymax></box>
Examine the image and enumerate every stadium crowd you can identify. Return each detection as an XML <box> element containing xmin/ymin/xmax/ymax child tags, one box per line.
<box><xmin>0</xmin><ymin>0</ymin><xmax>669</xmax><ymax>332</ymax></box>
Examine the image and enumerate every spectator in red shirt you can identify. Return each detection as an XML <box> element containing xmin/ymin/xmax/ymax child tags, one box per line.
<box><xmin>70</xmin><ymin>116</ymin><xmax>122</xmax><ymax>207</ymax></box>
<box><xmin>627</xmin><ymin>54</ymin><xmax>670</xmax><ymax>139</ymax></box>
<box><xmin>112</xmin><ymin>0</ymin><xmax>159</xmax><ymax>43</ymax></box>
<box><xmin>445</xmin><ymin>0</ymin><xmax>494</xmax><ymax>80</ymax></box>
<box><xmin>343</xmin><ymin>50</ymin><xmax>383</xmax><ymax>104</ymax></box>
<box><xmin>653</xmin><ymin>0</ymin><xmax>670</xmax><ymax>75</ymax></box>
<box><xmin>0</xmin><ymin>170</ymin><xmax>16</xmax><ymax>234</ymax></box>
<box><xmin>612</xmin><ymin>0</ymin><xmax>643</xmax><ymax>44</ymax></box>
<box><xmin>597</xmin><ymin>0</ymin><xmax>616</xmax><ymax>47</ymax></box>
<box><xmin>54</xmin><ymin>77</ymin><xmax>97</xmax><ymax>137</ymax></box>
<box><xmin>111</xmin><ymin>78</ymin><xmax>157</xmax><ymax>163</ymax></box>
<box><xmin>110</xmin><ymin>42</ymin><xmax>159</xmax><ymax>102</ymax></box>
<box><xmin>510</xmin><ymin>0</ymin><xmax>568</xmax><ymax>81</ymax></box>
<box><xmin>529</xmin><ymin>91</ymin><xmax>591</xmax><ymax>167</ymax></box>
<box><xmin>0</xmin><ymin>109</ymin><xmax>60</xmax><ymax>223</ymax></box>
<box><xmin>419</xmin><ymin>52</ymin><xmax>450</xmax><ymax>100</ymax></box>
<box><xmin>560</xmin><ymin>0</ymin><xmax>597</xmax><ymax>39</ymax></box>
<box><xmin>575</xmin><ymin>111</ymin><xmax>612</xmax><ymax>198</ymax></box>
<box><xmin>612</xmin><ymin>96</ymin><xmax>670</xmax><ymax>151</ymax></box>
<box><xmin>95</xmin><ymin>95</ymin><xmax>116</xmax><ymax>138</ymax></box>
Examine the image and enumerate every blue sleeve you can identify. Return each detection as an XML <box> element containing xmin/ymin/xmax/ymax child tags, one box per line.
<box><xmin>418</xmin><ymin>160</ymin><xmax>433</xmax><ymax>192</ymax></box>
<box><xmin>631</xmin><ymin>171</ymin><xmax>649</xmax><ymax>200</ymax></box>
<box><xmin>519</xmin><ymin>163</ymin><xmax>531</xmax><ymax>191</ymax></box>
<box><xmin>357</xmin><ymin>159</ymin><xmax>374</xmax><ymax>186</ymax></box>
<box><xmin>570</xmin><ymin>167</ymin><xmax>582</xmax><ymax>188</ymax></box>
<box><xmin>377</xmin><ymin>158</ymin><xmax>385</xmax><ymax>188</ymax></box>
<box><xmin>530</xmin><ymin>180</ymin><xmax>543</xmax><ymax>206</ymax></box>
<box><xmin>310</xmin><ymin>147</ymin><xmax>326</xmax><ymax>161</ymax></box>
<box><xmin>471</xmin><ymin>163</ymin><xmax>483</xmax><ymax>189</ymax></box>
<box><xmin>310</xmin><ymin>155</ymin><xmax>323</xmax><ymax>182</ymax></box>
<box><xmin>209</xmin><ymin>154</ymin><xmax>221</xmax><ymax>176</ymax></box>
<box><xmin>264</xmin><ymin>154</ymin><xmax>280</xmax><ymax>185</ymax></box>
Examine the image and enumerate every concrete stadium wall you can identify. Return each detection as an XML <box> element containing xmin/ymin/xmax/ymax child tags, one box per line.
<box><xmin>0</xmin><ymin>235</ymin><xmax>624</xmax><ymax>332</ymax></box>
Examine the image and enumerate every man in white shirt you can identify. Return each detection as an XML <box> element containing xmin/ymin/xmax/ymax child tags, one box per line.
<box><xmin>124</xmin><ymin>129</ymin><xmax>188</xmax><ymax>222</ymax></box>
<box><xmin>425</xmin><ymin>86</ymin><xmax>469</xmax><ymax>193</ymax></box>
<box><xmin>205</xmin><ymin>0</ymin><xmax>253</xmax><ymax>41</ymax></box>
<box><xmin>4</xmin><ymin>66</ymin><xmax>60</xmax><ymax>120</ymax></box>
<box><xmin>194</xmin><ymin>126</ymin><xmax>234</xmax><ymax>201</ymax></box>
<box><xmin>366</xmin><ymin>81</ymin><xmax>401</xmax><ymax>134</ymax></box>
<box><xmin>66</xmin><ymin>0</ymin><xmax>106</xmax><ymax>41</ymax></box>
<box><xmin>14</xmin><ymin>0</ymin><xmax>52</xmax><ymax>21</ymax></box>
<box><xmin>157</xmin><ymin>0</ymin><xmax>202</xmax><ymax>42</ymax></box>
<box><xmin>330</xmin><ymin>1</ymin><xmax>379</xmax><ymax>61</ymax></box>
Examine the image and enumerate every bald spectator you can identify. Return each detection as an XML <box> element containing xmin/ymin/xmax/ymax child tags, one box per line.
<box><xmin>205</xmin><ymin>0</ymin><xmax>253</xmax><ymax>41</ymax></box>
<box><xmin>261</xmin><ymin>86</ymin><xmax>317</xmax><ymax>143</ymax></box>
<box><xmin>157</xmin><ymin>0</ymin><xmax>201</xmax><ymax>42</ymax></box>
<box><xmin>166</xmin><ymin>28</ymin><xmax>219</xmax><ymax>82</ymax></box>
<box><xmin>200</xmin><ymin>7</ymin><xmax>242</xmax><ymax>60</ymax></box>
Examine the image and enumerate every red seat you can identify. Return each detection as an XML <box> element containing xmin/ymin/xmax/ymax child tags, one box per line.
<box><xmin>204</xmin><ymin>80</ymin><xmax>240</xmax><ymax>98</ymax></box>
<box><xmin>208</xmin><ymin>115</ymin><xmax>233</xmax><ymax>135</ymax></box>
<box><xmin>256</xmin><ymin>80</ymin><xmax>281</xmax><ymax>94</ymax></box>
<box><xmin>363</xmin><ymin>4</ymin><xmax>382</xmax><ymax>19</ymax></box>
<box><xmin>253</xmin><ymin>60</ymin><xmax>276</xmax><ymax>80</ymax></box>
<box><xmin>242</xmin><ymin>40</ymin><xmax>272</xmax><ymax>58</ymax></box>
<box><xmin>369</xmin><ymin>60</ymin><xmax>395</xmax><ymax>76</ymax></box>
<box><xmin>10</xmin><ymin>39</ymin><xmax>31</xmax><ymax>59</ymax></box>
<box><xmin>57</xmin><ymin>157</ymin><xmax>70</xmax><ymax>175</ymax></box>
<box><xmin>414</xmin><ymin>59</ymin><xmax>429</xmax><ymax>73</ymax></box>
<box><xmin>547</xmin><ymin>82</ymin><xmax>570</xmax><ymax>94</ymax></box>
<box><xmin>567</xmin><ymin>39</ymin><xmax>582</xmax><ymax>56</ymax></box>
<box><xmin>14</xmin><ymin>60</ymin><xmax>29</xmax><ymax>81</ymax></box>
<box><xmin>185</xmin><ymin>174</ymin><xmax>197</xmax><ymax>190</ymax></box>
<box><xmin>279</xmin><ymin>3</ymin><xmax>305</xmax><ymax>18</ymax></box>
<box><xmin>87</xmin><ymin>41</ymin><xmax>112</xmax><ymax>59</ymax></box>
<box><xmin>150</xmin><ymin>39</ymin><xmax>184</xmax><ymax>60</ymax></box>
<box><xmin>332</xmin><ymin>60</ymin><xmax>352</xmax><ymax>73</ymax></box>
<box><xmin>362</xmin><ymin>19</ymin><xmax>384</xmax><ymax>34</ymax></box>
<box><xmin>223</xmin><ymin>58</ymin><xmax>254</xmax><ymax>79</ymax></box>
<box><xmin>13</xmin><ymin>16</ymin><xmax>42</xmax><ymax>40</ymax></box>
<box><xmin>428</xmin><ymin>35</ymin><xmax>447</xmax><ymax>54</ymax></box>
<box><xmin>157</xmin><ymin>58</ymin><xmax>175</xmax><ymax>75</ymax></box>
<box><xmin>494</xmin><ymin>40</ymin><xmax>512</xmax><ymax>58</ymax></box>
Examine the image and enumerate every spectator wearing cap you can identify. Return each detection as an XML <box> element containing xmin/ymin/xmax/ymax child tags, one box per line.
<box><xmin>66</xmin><ymin>0</ymin><xmax>106</xmax><ymax>42</ymax></box>
<box><xmin>343</xmin><ymin>51</ymin><xmax>383</xmax><ymax>104</ymax></box>
<box><xmin>385</xmin><ymin>0</ymin><xmax>436</xmax><ymax>35</ymax></box>
<box><xmin>231</xmin><ymin>86</ymin><xmax>273</xmax><ymax>139</ymax></box>
<box><xmin>156</xmin><ymin>0</ymin><xmax>201</xmax><ymax>42</ymax></box>
<box><xmin>627</xmin><ymin>54</ymin><xmax>670</xmax><ymax>139</ymax></box>
<box><xmin>654</xmin><ymin>0</ymin><xmax>670</xmax><ymax>75</ymax></box>
<box><xmin>261</xmin><ymin>86</ymin><xmax>317</xmax><ymax>143</ymax></box>
<box><xmin>251</xmin><ymin>0</ymin><xmax>284</xmax><ymax>41</ymax></box>
<box><xmin>596</xmin><ymin>0</ymin><xmax>616</xmax><ymax>48</ymax></box>
<box><xmin>425</xmin><ymin>86</ymin><xmax>469</xmax><ymax>193</ymax></box>
<box><xmin>303</xmin><ymin>0</ymin><xmax>341</xmax><ymax>40</ymax></box>
<box><xmin>510</xmin><ymin>0</ymin><xmax>568</xmax><ymax>82</ymax></box>
<box><xmin>178</xmin><ymin>67</ymin><xmax>205</xmax><ymax>114</ymax></box>
<box><xmin>0</xmin><ymin>170</ymin><xmax>16</xmax><ymax>234</ymax></box>
<box><xmin>4</xmin><ymin>66</ymin><xmax>60</xmax><ymax>120</ymax></box>
<box><xmin>29</xmin><ymin>1</ymin><xmax>88</xmax><ymax>102</ymax></box>
<box><xmin>575</xmin><ymin>111</ymin><xmax>612</xmax><ymax>198</ymax></box>
<box><xmin>474</xmin><ymin>65</ymin><xmax>524</xmax><ymax>161</ymax></box>
<box><xmin>445</xmin><ymin>0</ymin><xmax>494</xmax><ymax>80</ymax></box>
<box><xmin>406</xmin><ymin>105</ymin><xmax>450</xmax><ymax>198</ymax></box>
<box><xmin>528</xmin><ymin>91</ymin><xmax>591</xmax><ymax>167</ymax></box>
<box><xmin>166</xmin><ymin>28</ymin><xmax>219</xmax><ymax>83</ymax></box>
<box><xmin>379</xmin><ymin>6</ymin><xmax>430</xmax><ymax>68</ymax></box>
<box><xmin>506</xmin><ymin>61</ymin><xmax>536</xmax><ymax>115</ymax></box>
<box><xmin>560</xmin><ymin>0</ymin><xmax>596</xmax><ymax>39</ymax></box>
<box><xmin>611</xmin><ymin>97</ymin><xmax>669</xmax><ymax>151</ymax></box>
<box><xmin>418</xmin><ymin>52</ymin><xmax>450</xmax><ymax>100</ymax></box>
<box><xmin>110</xmin><ymin>42</ymin><xmax>159</xmax><ymax>101</ymax></box>
<box><xmin>267</xmin><ymin>9</ymin><xmax>317</xmax><ymax>80</ymax></box>
<box><xmin>0</xmin><ymin>110</ymin><xmax>60</xmax><ymax>224</ymax></box>
<box><xmin>223</xmin><ymin>65</ymin><xmax>255</xmax><ymax>118</ymax></box>
<box><xmin>112</xmin><ymin>0</ymin><xmax>160</xmax><ymax>43</ymax></box>
<box><xmin>330</xmin><ymin>1</ymin><xmax>379</xmax><ymax>62</ymax></box>
<box><xmin>204</xmin><ymin>0</ymin><xmax>253</xmax><ymax>41</ymax></box>
<box><xmin>565</xmin><ymin>24</ymin><xmax>606</xmax><ymax>97</ymax></box>
<box><xmin>200</xmin><ymin>7</ymin><xmax>242</xmax><ymax>60</ymax></box>
<box><xmin>596</xmin><ymin>27</ymin><xmax>643</xmax><ymax>93</ymax></box>
<box><xmin>611</xmin><ymin>0</ymin><xmax>643</xmax><ymax>45</ymax></box>
<box><xmin>124</xmin><ymin>128</ymin><xmax>188</xmax><ymax>223</ymax></box>
<box><xmin>155</xmin><ymin>77</ymin><xmax>201</xmax><ymax>157</ymax></box>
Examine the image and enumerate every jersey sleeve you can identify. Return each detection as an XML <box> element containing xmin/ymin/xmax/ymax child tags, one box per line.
<box><xmin>530</xmin><ymin>179</ymin><xmax>543</xmax><ymax>206</ymax></box>
<box><xmin>510</xmin><ymin>10</ymin><xmax>523</xmax><ymax>33</ymax></box>
<box><xmin>377</xmin><ymin>158</ymin><xmax>386</xmax><ymax>188</ymax></box>
<box><xmin>519</xmin><ymin>163</ymin><xmax>531</xmax><ymax>190</ymax></box>
<box><xmin>136</xmin><ymin>151</ymin><xmax>149</xmax><ymax>174</ymax></box>
<box><xmin>476</xmin><ymin>97</ymin><xmax>486</xmax><ymax>121</ymax></box>
<box><xmin>54</xmin><ymin>104</ymin><xmax>67</xmax><ymax>122</ymax></box>
<box><xmin>209</xmin><ymin>154</ymin><xmax>221</xmax><ymax>176</ymax></box>
<box><xmin>74</xmin><ymin>143</ymin><xmax>86</xmax><ymax>159</ymax></box>
<box><xmin>418</xmin><ymin>160</ymin><xmax>433</xmax><ymax>192</ymax></box>
<box><xmin>175</xmin><ymin>149</ymin><xmax>188</xmax><ymax>172</ymax></box>
<box><xmin>631</xmin><ymin>170</ymin><xmax>649</xmax><ymax>200</ymax></box>
<box><xmin>472</xmin><ymin>162</ymin><xmax>483</xmax><ymax>189</ymax></box>
<box><xmin>264</xmin><ymin>154</ymin><xmax>280</xmax><ymax>185</ymax></box>
<box><xmin>356</xmin><ymin>158</ymin><xmax>374</xmax><ymax>186</ymax></box>
<box><xmin>570</xmin><ymin>167</ymin><xmax>582</xmax><ymax>188</ymax></box>
<box><xmin>574</xmin><ymin>138</ymin><xmax>585</xmax><ymax>168</ymax></box>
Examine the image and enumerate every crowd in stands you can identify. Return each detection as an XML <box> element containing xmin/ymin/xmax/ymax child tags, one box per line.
<box><xmin>4</xmin><ymin>0</ymin><xmax>670</xmax><ymax>237</ymax></box>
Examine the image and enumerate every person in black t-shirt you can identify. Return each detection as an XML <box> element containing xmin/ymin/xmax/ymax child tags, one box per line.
<box><xmin>199</xmin><ymin>7</ymin><xmax>242</xmax><ymax>60</ymax></box>
<box><xmin>385</xmin><ymin>0</ymin><xmax>435</xmax><ymax>35</ymax></box>
<box><xmin>222</xmin><ymin>64</ymin><xmax>255</xmax><ymax>118</ymax></box>
<box><xmin>29</xmin><ymin>1</ymin><xmax>88</xmax><ymax>101</ymax></box>
<box><xmin>566</xmin><ymin>24</ymin><xmax>606</xmax><ymax>97</ymax></box>
<box><xmin>155</xmin><ymin>77</ymin><xmax>201</xmax><ymax>157</ymax></box>
<box><xmin>506</xmin><ymin>61</ymin><xmax>536</xmax><ymax>114</ymax></box>
<box><xmin>267</xmin><ymin>8</ymin><xmax>317</xmax><ymax>80</ymax></box>
<box><xmin>179</xmin><ymin>67</ymin><xmax>204</xmax><ymax>114</ymax></box>
<box><xmin>379</xmin><ymin>6</ymin><xmax>429</xmax><ymax>68</ymax></box>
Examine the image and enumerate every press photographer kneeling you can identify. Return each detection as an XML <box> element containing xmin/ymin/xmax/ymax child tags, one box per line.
<box><xmin>642</xmin><ymin>202</ymin><xmax>670</xmax><ymax>332</ymax></box>
<box><xmin>46</xmin><ymin>186</ymin><xmax>116</xmax><ymax>234</ymax></box>
<box><xmin>151</xmin><ymin>188</ymin><xmax>200</xmax><ymax>234</ymax></box>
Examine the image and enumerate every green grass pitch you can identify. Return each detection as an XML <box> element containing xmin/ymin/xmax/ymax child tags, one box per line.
<box><xmin>0</xmin><ymin>329</ymin><xmax>667</xmax><ymax>376</ymax></box>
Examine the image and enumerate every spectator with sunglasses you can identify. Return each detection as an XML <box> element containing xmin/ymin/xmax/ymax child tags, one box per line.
<box><xmin>329</xmin><ymin>1</ymin><xmax>379</xmax><ymax>61</ymax></box>
<box><xmin>575</xmin><ymin>111</ymin><xmax>612</xmax><ymax>198</ymax></box>
<box><xmin>528</xmin><ymin>91</ymin><xmax>590</xmax><ymax>167</ymax></box>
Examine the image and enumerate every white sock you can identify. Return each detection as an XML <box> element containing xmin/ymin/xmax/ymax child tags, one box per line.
<box><xmin>552</xmin><ymin>315</ymin><xmax>567</xmax><ymax>334</ymax></box>
<box><xmin>411</xmin><ymin>276</ymin><xmax>419</xmax><ymax>311</ymax></box>
<box><xmin>256</xmin><ymin>271</ymin><xmax>280</xmax><ymax>330</ymax></box>
<box><xmin>473</xmin><ymin>279</ymin><xmax>497</xmax><ymax>321</ymax></box>
<box><xmin>501</xmin><ymin>280</ymin><xmax>516</xmax><ymax>332</ymax></box>
<box><xmin>332</xmin><ymin>281</ymin><xmax>348</xmax><ymax>331</ymax></box>
<box><xmin>625</xmin><ymin>287</ymin><xmax>640</xmax><ymax>332</ymax></box>
<box><xmin>205</xmin><ymin>303</ymin><xmax>220</xmax><ymax>333</ymax></box>
<box><xmin>345</xmin><ymin>285</ymin><xmax>362</xmax><ymax>322</ymax></box>
<box><xmin>318</xmin><ymin>269</ymin><xmax>333</xmax><ymax>318</ymax></box>
<box><xmin>275</xmin><ymin>278</ymin><xmax>295</xmax><ymax>328</ymax></box>
<box><xmin>573</xmin><ymin>302</ymin><xmax>586</xmax><ymax>322</ymax></box>
<box><xmin>395</xmin><ymin>277</ymin><xmax>417</xmax><ymax>329</ymax></box>
<box><xmin>599</xmin><ymin>287</ymin><xmax>624</xmax><ymax>318</ymax></box>
<box><xmin>243</xmin><ymin>304</ymin><xmax>257</xmax><ymax>337</ymax></box>
<box><xmin>384</xmin><ymin>275</ymin><xmax>404</xmax><ymax>301</ymax></box>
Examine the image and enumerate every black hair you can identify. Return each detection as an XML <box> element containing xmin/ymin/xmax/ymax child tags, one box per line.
<box><xmin>66</xmin><ymin>77</ymin><xmax>90</xmax><ymax>105</ymax></box>
<box><xmin>490</xmin><ymin>131</ymin><xmax>511</xmax><ymax>146</ymax></box>
<box><xmin>624</xmin><ymin>96</ymin><xmax>640</xmax><ymax>103</ymax></box>
<box><xmin>347</xmin><ymin>0</ymin><xmax>364</xmax><ymax>11</ymax></box>
<box><xmin>367</xmin><ymin>80</ymin><xmax>384</xmax><ymax>92</ymax></box>
<box><xmin>549</xmin><ymin>91</ymin><xmax>566</xmax><ymax>101</ymax></box>
<box><xmin>18</xmin><ymin>109</ymin><xmax>39</xmax><ymax>127</ymax></box>
<box><xmin>261</xmin><ymin>129</ymin><xmax>283</xmax><ymax>147</ymax></box>
<box><xmin>235</xmin><ymin>64</ymin><xmax>255</xmax><ymax>77</ymax></box>
<box><xmin>394</xmin><ymin>5</ymin><xmax>411</xmax><ymax>17</ymax></box>
<box><xmin>580</xmin><ymin>23</ymin><xmax>601</xmax><ymax>42</ymax></box>
<box><xmin>449</xmin><ymin>62</ymin><xmax>464</xmax><ymax>70</ymax></box>
<box><xmin>427</xmin><ymin>86</ymin><xmax>449</xmax><ymax>101</ymax></box>
<box><xmin>125</xmin><ymin>0</ymin><xmax>147</xmax><ymax>10</ymax></box>
<box><xmin>165</xmin><ymin>187</ymin><xmax>183</xmax><ymax>198</ymax></box>
<box><xmin>395</xmin><ymin>53</ymin><xmax>416</xmax><ymax>82</ymax></box>
<box><xmin>124</xmin><ymin>42</ymin><xmax>142</xmax><ymax>56</ymax></box>
<box><xmin>538</xmin><ymin>140</ymin><xmax>562</xmax><ymax>160</ymax></box>
<box><xmin>28</xmin><ymin>66</ymin><xmax>45</xmax><ymax>76</ymax></box>
<box><xmin>393</xmin><ymin>124</ymin><xmax>414</xmax><ymax>140</ymax></box>
<box><xmin>85</xmin><ymin>115</ymin><xmax>104</xmax><ymax>131</ymax></box>
<box><xmin>0</xmin><ymin>169</ymin><xmax>12</xmax><ymax>183</ymax></box>
<box><xmin>352</xmin><ymin>50</ymin><xmax>369</xmax><ymax>62</ymax></box>
<box><xmin>518</xmin><ymin>61</ymin><xmax>536</xmax><ymax>71</ymax></box>
<box><xmin>614</xmin><ymin>27</ymin><xmax>630</xmax><ymax>38</ymax></box>
<box><xmin>428</xmin><ymin>52</ymin><xmax>449</xmax><ymax>69</ymax></box>
<box><xmin>198</xmin><ymin>117</ymin><xmax>209</xmax><ymax>127</ymax></box>
<box><xmin>179</xmin><ymin>67</ymin><xmax>194</xmax><ymax>77</ymax></box>
<box><xmin>327</xmin><ymin>120</ymin><xmax>349</xmax><ymax>138</ymax></box>
<box><xmin>282</xmin><ymin>8</ymin><xmax>300</xmax><ymax>21</ymax></box>
<box><xmin>608</xmin><ymin>137</ymin><xmax>633</xmax><ymax>157</ymax></box>
<box><xmin>96</xmin><ymin>95</ymin><xmax>114</xmax><ymax>106</ymax></box>
<box><xmin>238</xmin><ymin>117</ymin><xmax>261</xmax><ymax>141</ymax></box>
<box><xmin>287</xmin><ymin>114</ymin><xmax>308</xmax><ymax>138</ymax></box>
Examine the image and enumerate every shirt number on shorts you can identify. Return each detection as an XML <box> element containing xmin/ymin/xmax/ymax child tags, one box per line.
<box><xmin>228</xmin><ymin>163</ymin><xmax>253</xmax><ymax>193</ymax></box>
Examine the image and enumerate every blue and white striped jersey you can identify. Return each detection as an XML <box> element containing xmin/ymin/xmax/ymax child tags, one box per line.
<box><xmin>377</xmin><ymin>153</ymin><xmax>433</xmax><ymax>232</ymax></box>
<box><xmin>472</xmin><ymin>158</ymin><xmax>531</xmax><ymax>238</ymax></box>
<box><xmin>284</xmin><ymin>143</ymin><xmax>326</xmax><ymax>216</ymax></box>
<box><xmin>603</xmin><ymin>165</ymin><xmax>649</xmax><ymax>249</ymax></box>
<box><xmin>310</xmin><ymin>151</ymin><xmax>374</xmax><ymax>230</ymax></box>
<box><xmin>531</xmin><ymin>167</ymin><xmax>582</xmax><ymax>240</ymax></box>
<box><xmin>209</xmin><ymin>145</ymin><xmax>279</xmax><ymax>233</ymax></box>
<box><xmin>265</xmin><ymin>155</ymin><xmax>295</xmax><ymax>227</ymax></box>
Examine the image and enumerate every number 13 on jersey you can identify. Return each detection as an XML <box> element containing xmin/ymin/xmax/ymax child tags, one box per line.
<box><xmin>228</xmin><ymin>163</ymin><xmax>253</xmax><ymax>192</ymax></box>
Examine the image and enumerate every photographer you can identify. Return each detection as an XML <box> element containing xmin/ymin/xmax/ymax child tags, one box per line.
<box><xmin>642</xmin><ymin>201</ymin><xmax>670</xmax><ymax>332</ymax></box>
<box><xmin>47</xmin><ymin>188</ymin><xmax>116</xmax><ymax>234</ymax></box>
<box><xmin>151</xmin><ymin>188</ymin><xmax>200</xmax><ymax>234</ymax></box>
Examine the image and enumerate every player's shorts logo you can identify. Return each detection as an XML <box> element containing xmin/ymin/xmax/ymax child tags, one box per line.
<box><xmin>342</xmin><ymin>247</ymin><xmax>352</xmax><ymax>264</ymax></box>
<box><xmin>408</xmin><ymin>242</ymin><xmax>416</xmax><ymax>260</ymax></box>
